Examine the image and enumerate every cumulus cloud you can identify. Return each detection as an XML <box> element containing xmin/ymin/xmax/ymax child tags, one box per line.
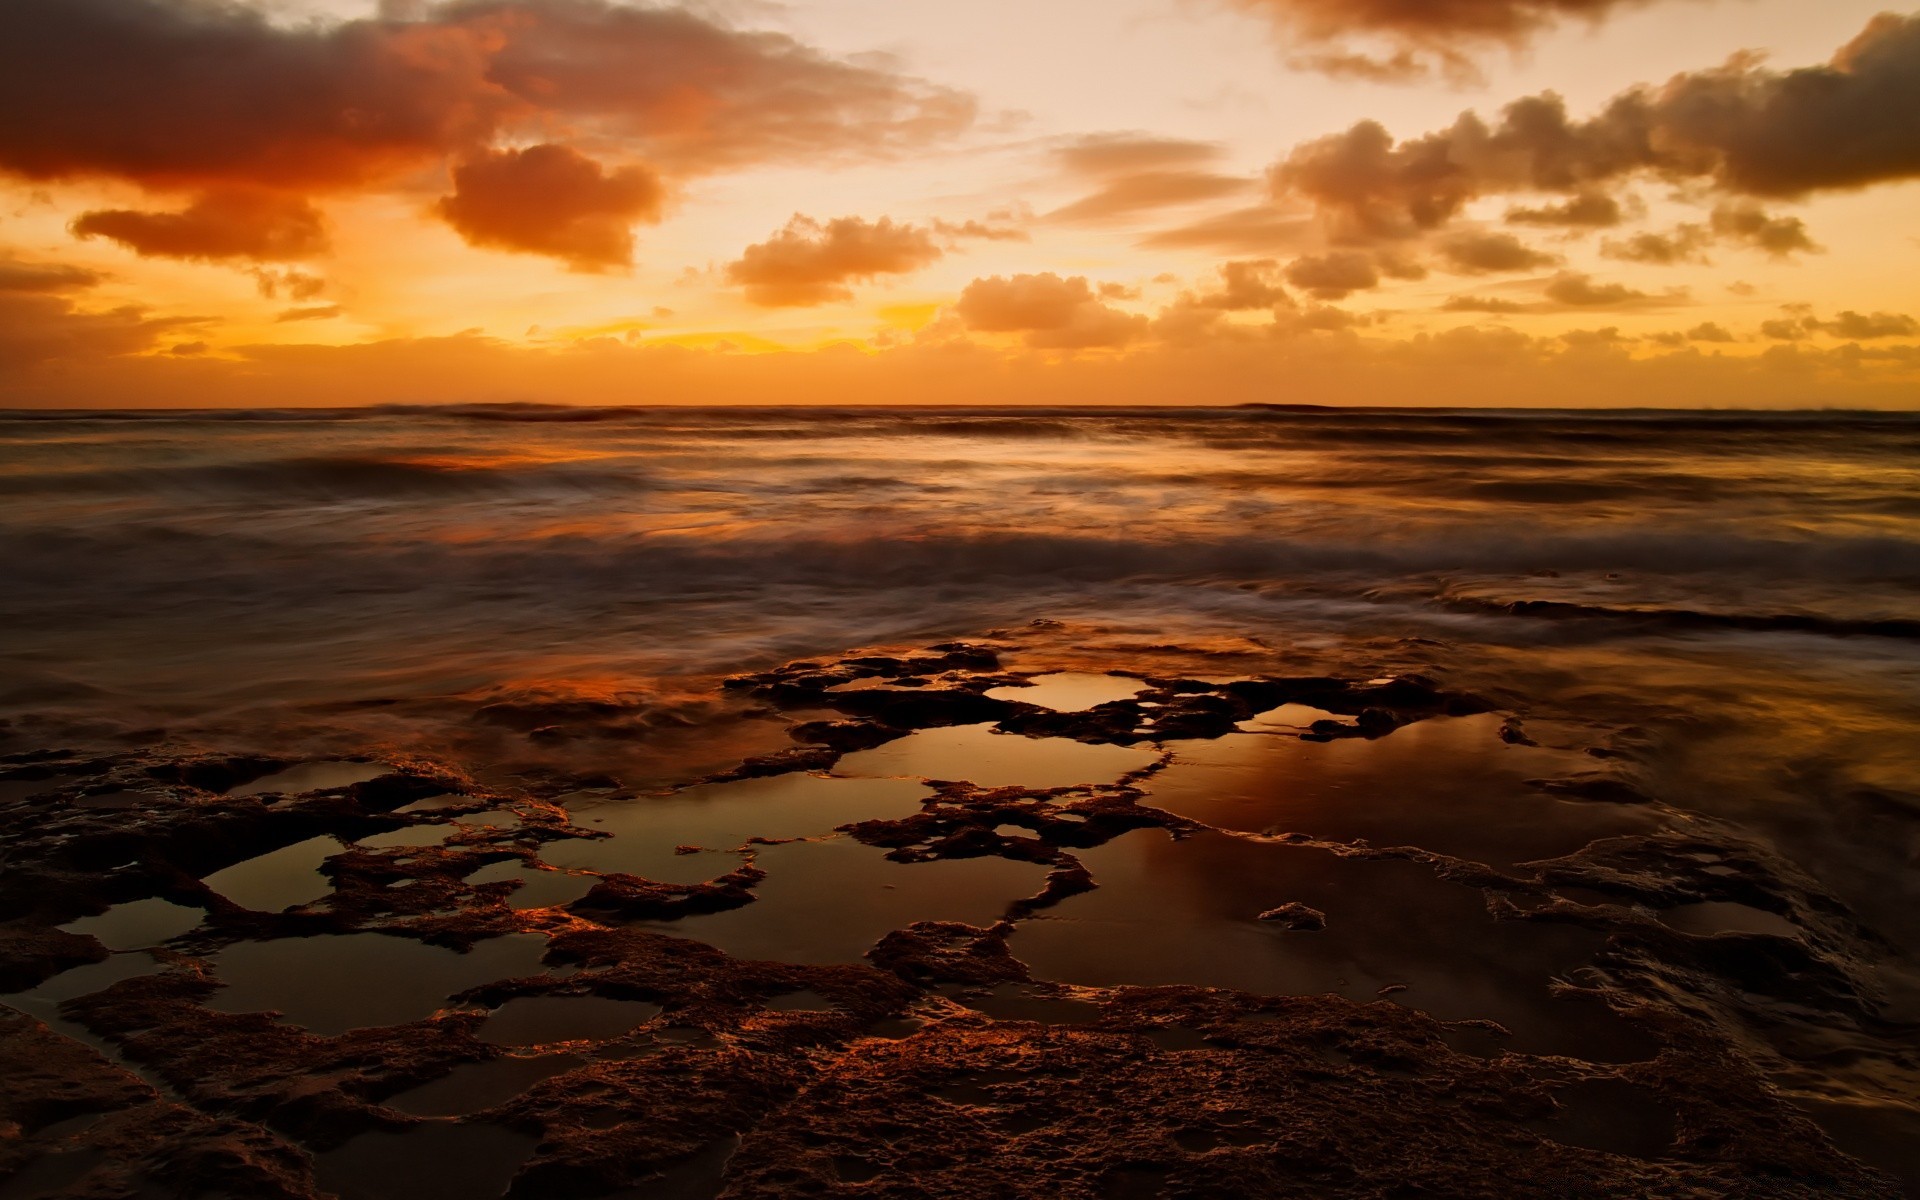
<box><xmin>0</xmin><ymin>0</ymin><xmax>975</xmax><ymax>234</ymax></box>
<box><xmin>1707</xmin><ymin>203</ymin><xmax>1820</xmax><ymax>256</ymax></box>
<box><xmin>0</xmin><ymin>286</ymin><xmax>200</xmax><ymax>368</ymax></box>
<box><xmin>726</xmin><ymin>216</ymin><xmax>947</xmax><ymax>307</ymax></box>
<box><xmin>72</xmin><ymin>190</ymin><xmax>329</xmax><ymax>262</ymax></box>
<box><xmin>1196</xmin><ymin>260</ymin><xmax>1291</xmax><ymax>311</ymax></box>
<box><xmin>1543</xmin><ymin>272</ymin><xmax>1666</xmax><ymax>307</ymax></box>
<box><xmin>1504</xmin><ymin>191</ymin><xmax>1629</xmax><ymax>227</ymax></box>
<box><xmin>1601</xmin><ymin>225</ymin><xmax>1713</xmax><ymax>265</ymax></box>
<box><xmin>1227</xmin><ymin>0</ymin><xmax>1695</xmax><ymax>82</ymax></box>
<box><xmin>1435</xmin><ymin>230</ymin><xmax>1559</xmax><ymax>273</ymax></box>
<box><xmin>1764</xmin><ymin>307</ymin><xmax>1919</xmax><ymax>341</ymax></box>
<box><xmin>1268</xmin><ymin>15</ymin><xmax>1920</xmax><ymax>240</ymax></box>
<box><xmin>1284</xmin><ymin>251</ymin><xmax>1381</xmax><ymax>300</ymax></box>
<box><xmin>1442</xmin><ymin>294</ymin><xmax>1532</xmax><ymax>314</ymax></box>
<box><xmin>434</xmin><ymin>143</ymin><xmax>663</xmax><ymax>270</ymax></box>
<box><xmin>955</xmin><ymin>273</ymin><xmax>1147</xmax><ymax>348</ymax></box>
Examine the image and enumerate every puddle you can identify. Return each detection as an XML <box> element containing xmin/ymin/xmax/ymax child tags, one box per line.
<box><xmin>1009</xmin><ymin>829</ymin><xmax>1655</xmax><ymax>1062</ymax></box>
<box><xmin>199</xmin><ymin>835</ymin><xmax>344</xmax><ymax>911</ymax></box>
<box><xmin>835</xmin><ymin>723</ymin><xmax>1160</xmax><ymax>789</ymax></box>
<box><xmin>358</xmin><ymin>823</ymin><xmax>462</xmax><ymax>850</ymax></box>
<box><xmin>944</xmin><ymin>983</ymin><xmax>1104</xmax><ymax>1024</ymax></box>
<box><xmin>204</xmin><ymin>932</ymin><xmax>550</xmax><ymax>1035</ymax></box>
<box><xmin>226</xmin><ymin>761</ymin><xmax>388</xmax><ymax>798</ymax></box>
<box><xmin>395</xmin><ymin>794</ymin><xmax>470</xmax><ymax>813</ymax></box>
<box><xmin>1660</xmin><ymin>902</ymin><xmax>1800</xmax><ymax>939</ymax></box>
<box><xmin>544</xmin><ymin>774</ymin><xmax>932</xmax><ymax>884</ymax></box>
<box><xmin>0</xmin><ymin>775</ymin><xmax>78</xmax><ymax>803</ymax></box>
<box><xmin>460</xmin><ymin>810</ymin><xmax>523</xmax><ymax>827</ymax></box>
<box><xmin>464</xmin><ymin>861</ymin><xmax>598</xmax><ymax>910</ymax></box>
<box><xmin>986</xmin><ymin>673</ymin><xmax>1148</xmax><ymax>712</ymax></box>
<box><xmin>59</xmin><ymin>899</ymin><xmax>203</xmax><ymax>950</ymax></box>
<box><xmin>1238</xmin><ymin>703</ymin><xmax>1345</xmax><ymax>732</ymax></box>
<box><xmin>387</xmin><ymin>1054</ymin><xmax>583</xmax><ymax>1117</ymax></box>
<box><xmin>764</xmin><ymin>989</ymin><xmax>838</xmax><ymax>1013</ymax></box>
<box><xmin>477</xmin><ymin>996</ymin><xmax>662</xmax><ymax>1046</ymax></box>
<box><xmin>1146</xmin><ymin>713</ymin><xmax>1660</xmax><ymax>869</ymax></box>
<box><xmin>312</xmin><ymin>1122</ymin><xmax>537</xmax><ymax>1200</ymax></box>
<box><xmin>641</xmin><ymin>836</ymin><xmax>1051</xmax><ymax>965</ymax></box>
<box><xmin>598</xmin><ymin>1135</ymin><xmax>741</xmax><ymax>1200</ymax></box>
<box><xmin>1532</xmin><ymin>1078</ymin><xmax>1675</xmax><ymax>1158</ymax></box>
<box><xmin>3</xmin><ymin>953</ymin><xmax>164</xmax><ymax>1011</ymax></box>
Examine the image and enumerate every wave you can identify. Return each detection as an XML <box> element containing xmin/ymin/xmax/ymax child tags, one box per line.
<box><xmin>1437</xmin><ymin>596</ymin><xmax>1920</xmax><ymax>640</ymax></box>
<box><xmin>0</xmin><ymin>455</ymin><xmax>653</xmax><ymax>500</ymax></box>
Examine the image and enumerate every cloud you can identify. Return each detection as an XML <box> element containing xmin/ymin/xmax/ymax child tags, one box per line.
<box><xmin>1226</xmin><ymin>0</ymin><xmax>1695</xmax><ymax>82</ymax></box>
<box><xmin>1601</xmin><ymin>225</ymin><xmax>1712</xmax><ymax>265</ymax></box>
<box><xmin>1196</xmin><ymin>260</ymin><xmax>1291</xmax><ymax>310</ymax></box>
<box><xmin>1283</xmin><ymin>251</ymin><xmax>1380</xmax><ymax>300</ymax></box>
<box><xmin>0</xmin><ymin>258</ymin><xmax>104</xmax><ymax>293</ymax></box>
<box><xmin>1267</xmin><ymin>14</ymin><xmax>1920</xmax><ymax>240</ymax></box>
<box><xmin>0</xmin><ymin>0</ymin><xmax>973</xmax><ymax>192</ymax></box>
<box><xmin>726</xmin><ymin>215</ymin><xmax>946</xmax><ymax>307</ymax></box>
<box><xmin>954</xmin><ymin>273</ymin><xmax>1147</xmax><ymax>348</ymax></box>
<box><xmin>1766</xmin><ymin>308</ymin><xmax>1920</xmax><ymax>341</ymax></box>
<box><xmin>1708</xmin><ymin>203</ymin><xmax>1820</xmax><ymax>256</ymax></box>
<box><xmin>71</xmin><ymin>189</ymin><xmax>330</xmax><ymax>262</ymax></box>
<box><xmin>1138</xmin><ymin>206</ymin><xmax>1318</xmax><ymax>254</ymax></box>
<box><xmin>0</xmin><ymin>291</ymin><xmax>200</xmax><ymax>368</ymax></box>
<box><xmin>1543</xmin><ymin>272</ymin><xmax>1668</xmax><ymax>307</ymax></box>
<box><xmin>1442</xmin><ymin>294</ymin><xmax>1532</xmax><ymax>314</ymax></box>
<box><xmin>275</xmin><ymin>304</ymin><xmax>344</xmax><ymax>322</ymax></box>
<box><xmin>1687</xmin><ymin>321</ymin><xmax>1735</xmax><ymax>342</ymax></box>
<box><xmin>1053</xmin><ymin>134</ymin><xmax>1225</xmax><ymax>177</ymax></box>
<box><xmin>1503</xmin><ymin>190</ymin><xmax>1629</xmax><ymax>227</ymax></box>
<box><xmin>1049</xmin><ymin>172</ymin><xmax>1254</xmax><ymax>223</ymax></box>
<box><xmin>1436</xmin><ymin>230</ymin><xmax>1559</xmax><ymax>273</ymax></box>
<box><xmin>1047</xmin><ymin>134</ymin><xmax>1252</xmax><ymax>225</ymax></box>
<box><xmin>434</xmin><ymin>143</ymin><xmax>663</xmax><ymax>271</ymax></box>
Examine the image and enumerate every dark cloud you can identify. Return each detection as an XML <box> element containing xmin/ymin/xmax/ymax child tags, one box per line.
<box><xmin>1228</xmin><ymin>0</ymin><xmax>1689</xmax><ymax>82</ymax></box>
<box><xmin>275</xmin><ymin>304</ymin><xmax>344</xmax><ymax>322</ymax></box>
<box><xmin>1196</xmin><ymin>260</ymin><xmax>1291</xmax><ymax>310</ymax></box>
<box><xmin>0</xmin><ymin>0</ymin><xmax>973</xmax><ymax>189</ymax></box>
<box><xmin>1284</xmin><ymin>250</ymin><xmax>1381</xmax><ymax>300</ymax></box>
<box><xmin>1436</xmin><ymin>230</ymin><xmax>1558</xmax><ymax>273</ymax></box>
<box><xmin>72</xmin><ymin>190</ymin><xmax>329</xmax><ymax>262</ymax></box>
<box><xmin>1268</xmin><ymin>15</ymin><xmax>1920</xmax><ymax>239</ymax></box>
<box><xmin>1504</xmin><ymin>190</ymin><xmax>1626</xmax><ymax>227</ymax></box>
<box><xmin>1708</xmin><ymin>203</ymin><xmax>1820</xmax><ymax>256</ymax></box>
<box><xmin>434</xmin><ymin>143</ymin><xmax>662</xmax><ymax>271</ymax></box>
<box><xmin>0</xmin><ymin>292</ymin><xmax>200</xmax><ymax>368</ymax></box>
<box><xmin>727</xmin><ymin>216</ymin><xmax>945</xmax><ymax>307</ymax></box>
<box><xmin>0</xmin><ymin>259</ymin><xmax>104</xmax><ymax>293</ymax></box>
<box><xmin>955</xmin><ymin>273</ymin><xmax>1147</xmax><ymax>348</ymax></box>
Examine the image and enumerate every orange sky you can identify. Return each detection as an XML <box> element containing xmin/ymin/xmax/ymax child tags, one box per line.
<box><xmin>2</xmin><ymin>0</ymin><xmax>1917</xmax><ymax>407</ymax></box>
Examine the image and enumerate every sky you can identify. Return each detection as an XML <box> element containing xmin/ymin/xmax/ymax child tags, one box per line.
<box><xmin>1</xmin><ymin>0</ymin><xmax>1917</xmax><ymax>407</ymax></box>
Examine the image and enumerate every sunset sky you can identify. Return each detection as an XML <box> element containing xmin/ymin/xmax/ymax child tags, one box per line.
<box><xmin>2</xmin><ymin>0</ymin><xmax>1917</xmax><ymax>407</ymax></box>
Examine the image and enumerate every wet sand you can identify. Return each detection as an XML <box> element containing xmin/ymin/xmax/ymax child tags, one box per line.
<box><xmin>2</xmin><ymin>630</ymin><xmax>1916</xmax><ymax>1199</ymax></box>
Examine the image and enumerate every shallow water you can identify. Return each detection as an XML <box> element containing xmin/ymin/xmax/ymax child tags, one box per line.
<box><xmin>3</xmin><ymin>407</ymin><xmax>1918</xmax><ymax>1193</ymax></box>
<box><xmin>313</xmin><ymin>1122</ymin><xmax>539</xmax><ymax>1200</ymax></box>
<box><xmin>59</xmin><ymin>898</ymin><xmax>203</xmax><ymax>951</ymax></box>
<box><xmin>1010</xmin><ymin>828</ymin><xmax>1654</xmax><ymax>1061</ymax></box>
<box><xmin>640</xmin><ymin>836</ymin><xmax>1052</xmax><ymax>964</ymax></box>
<box><xmin>835</xmin><ymin>724</ymin><xmax>1159</xmax><ymax>789</ymax></box>
<box><xmin>199</xmin><ymin>835</ymin><xmax>345</xmax><ymax>912</ymax></box>
<box><xmin>204</xmin><ymin>933</ymin><xmax>551</xmax><ymax>1035</ymax></box>
<box><xmin>985</xmin><ymin>672</ymin><xmax>1148</xmax><ymax>711</ymax></box>
<box><xmin>386</xmin><ymin>1054</ymin><xmax>583</xmax><ymax>1118</ymax></box>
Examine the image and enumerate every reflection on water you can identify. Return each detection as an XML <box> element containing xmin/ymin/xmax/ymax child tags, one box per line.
<box><xmin>464</xmin><ymin>860</ymin><xmax>598</xmax><ymax>910</ymax></box>
<box><xmin>477</xmin><ymin>996</ymin><xmax>661</xmax><ymax>1046</ymax></box>
<box><xmin>1146</xmin><ymin>714</ymin><xmax>1662</xmax><ymax>868</ymax></box>
<box><xmin>1011</xmin><ymin>829</ymin><xmax>1655</xmax><ymax>1061</ymax></box>
<box><xmin>226</xmin><ymin>761</ymin><xmax>388</xmax><ymax>798</ymax></box>
<box><xmin>544</xmin><ymin>774</ymin><xmax>930</xmax><ymax>882</ymax></box>
<box><xmin>1660</xmin><ymin>901</ymin><xmax>1800</xmax><ymax>939</ymax></box>
<box><xmin>204</xmin><ymin>933</ymin><xmax>550</xmax><ymax>1035</ymax></box>
<box><xmin>985</xmin><ymin>673</ymin><xmax>1147</xmax><ymax>711</ymax></box>
<box><xmin>313</xmin><ymin>1122</ymin><xmax>538</xmax><ymax>1200</ymax></box>
<box><xmin>59</xmin><ymin>898</ymin><xmax>203</xmax><ymax>950</ymax></box>
<box><xmin>835</xmin><ymin>724</ymin><xmax>1159</xmax><ymax>789</ymax></box>
<box><xmin>199</xmin><ymin>835</ymin><xmax>344</xmax><ymax>912</ymax></box>
<box><xmin>387</xmin><ymin>1054</ymin><xmax>583</xmax><ymax>1118</ymax></box>
<box><xmin>643</xmin><ymin>837</ymin><xmax>1050</xmax><ymax>964</ymax></box>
